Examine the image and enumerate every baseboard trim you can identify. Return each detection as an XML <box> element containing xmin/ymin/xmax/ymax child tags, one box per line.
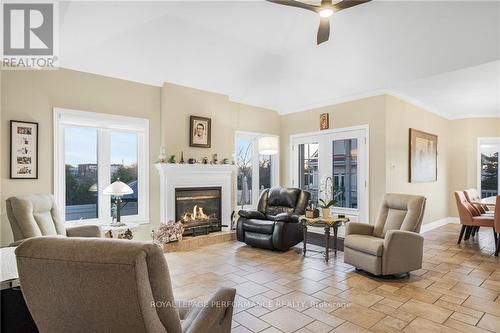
<box><xmin>420</xmin><ymin>217</ymin><xmax>459</xmax><ymax>234</ymax></box>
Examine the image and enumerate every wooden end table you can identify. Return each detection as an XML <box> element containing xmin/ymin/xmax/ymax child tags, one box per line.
<box><xmin>300</xmin><ymin>216</ymin><xmax>349</xmax><ymax>262</ymax></box>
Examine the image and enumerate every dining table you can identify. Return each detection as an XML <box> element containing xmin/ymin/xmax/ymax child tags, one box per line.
<box><xmin>472</xmin><ymin>196</ymin><xmax>497</xmax><ymax>206</ymax></box>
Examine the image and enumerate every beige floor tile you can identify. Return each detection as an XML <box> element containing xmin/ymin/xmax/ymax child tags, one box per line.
<box><xmin>477</xmin><ymin>313</ymin><xmax>500</xmax><ymax>332</ymax></box>
<box><xmin>332</xmin><ymin>321</ymin><xmax>374</xmax><ymax>333</ymax></box>
<box><xmin>302</xmin><ymin>307</ymin><xmax>345</xmax><ymax>328</ymax></box>
<box><xmin>399</xmin><ymin>299</ymin><xmax>453</xmax><ymax>324</ymax></box>
<box><xmin>371</xmin><ymin>316</ymin><xmax>407</xmax><ymax>333</ymax></box>
<box><xmin>403</xmin><ymin>317</ymin><xmax>457</xmax><ymax>333</ymax></box>
<box><xmin>370</xmin><ymin>303</ymin><xmax>416</xmax><ymax>323</ymax></box>
<box><xmin>463</xmin><ymin>296</ymin><xmax>500</xmax><ymax>316</ymax></box>
<box><xmin>449</xmin><ymin>312</ymin><xmax>480</xmax><ymax>326</ymax></box>
<box><xmin>234</xmin><ymin>311</ymin><xmax>270</xmax><ymax>332</ymax></box>
<box><xmin>337</xmin><ymin>288</ymin><xmax>384</xmax><ymax>308</ymax></box>
<box><xmin>444</xmin><ymin>318</ymin><xmax>492</xmax><ymax>333</ymax></box>
<box><xmin>306</xmin><ymin>319</ymin><xmax>338</xmax><ymax>333</ymax></box>
<box><xmin>260</xmin><ymin>307</ymin><xmax>314</xmax><ymax>333</ymax></box>
<box><xmin>434</xmin><ymin>299</ymin><xmax>483</xmax><ymax>318</ymax></box>
<box><xmin>333</xmin><ymin>303</ymin><xmax>386</xmax><ymax>328</ymax></box>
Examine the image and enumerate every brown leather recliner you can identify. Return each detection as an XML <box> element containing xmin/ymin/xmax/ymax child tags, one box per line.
<box><xmin>236</xmin><ymin>187</ymin><xmax>310</xmax><ymax>251</ymax></box>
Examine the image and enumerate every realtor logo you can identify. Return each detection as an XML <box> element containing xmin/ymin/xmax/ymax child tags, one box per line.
<box><xmin>2</xmin><ymin>2</ymin><xmax>58</xmax><ymax>69</ymax></box>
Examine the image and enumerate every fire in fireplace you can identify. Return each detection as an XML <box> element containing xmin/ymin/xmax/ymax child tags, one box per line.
<box><xmin>175</xmin><ymin>187</ymin><xmax>222</xmax><ymax>236</ymax></box>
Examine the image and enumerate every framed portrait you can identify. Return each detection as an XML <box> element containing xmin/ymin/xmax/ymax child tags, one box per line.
<box><xmin>189</xmin><ymin>116</ymin><xmax>211</xmax><ymax>148</ymax></box>
<box><xmin>320</xmin><ymin>113</ymin><xmax>329</xmax><ymax>130</ymax></box>
<box><xmin>409</xmin><ymin>128</ymin><xmax>437</xmax><ymax>183</ymax></box>
<box><xmin>10</xmin><ymin>120</ymin><xmax>39</xmax><ymax>179</ymax></box>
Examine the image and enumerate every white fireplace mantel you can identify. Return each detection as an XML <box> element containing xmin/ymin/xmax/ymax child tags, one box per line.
<box><xmin>155</xmin><ymin>163</ymin><xmax>235</xmax><ymax>230</ymax></box>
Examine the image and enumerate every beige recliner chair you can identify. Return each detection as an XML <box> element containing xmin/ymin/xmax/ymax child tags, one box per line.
<box><xmin>6</xmin><ymin>194</ymin><xmax>101</xmax><ymax>245</ymax></box>
<box><xmin>344</xmin><ymin>193</ymin><xmax>426</xmax><ymax>276</ymax></box>
<box><xmin>16</xmin><ymin>237</ymin><xmax>236</xmax><ymax>333</ymax></box>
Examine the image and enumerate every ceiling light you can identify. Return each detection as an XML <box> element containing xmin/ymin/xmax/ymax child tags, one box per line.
<box><xmin>319</xmin><ymin>8</ymin><xmax>333</xmax><ymax>18</ymax></box>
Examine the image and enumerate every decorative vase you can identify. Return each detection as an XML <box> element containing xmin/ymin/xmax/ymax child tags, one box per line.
<box><xmin>322</xmin><ymin>208</ymin><xmax>330</xmax><ymax>219</ymax></box>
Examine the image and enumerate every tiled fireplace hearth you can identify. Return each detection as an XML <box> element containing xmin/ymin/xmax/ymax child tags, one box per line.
<box><xmin>155</xmin><ymin>163</ymin><xmax>234</xmax><ymax>235</ymax></box>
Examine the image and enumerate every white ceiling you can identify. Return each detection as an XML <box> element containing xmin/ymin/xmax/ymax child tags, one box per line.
<box><xmin>59</xmin><ymin>1</ymin><xmax>500</xmax><ymax>119</ymax></box>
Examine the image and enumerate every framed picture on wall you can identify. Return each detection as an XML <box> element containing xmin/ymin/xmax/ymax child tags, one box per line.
<box><xmin>409</xmin><ymin>128</ymin><xmax>437</xmax><ymax>183</ymax></box>
<box><xmin>10</xmin><ymin>120</ymin><xmax>39</xmax><ymax>179</ymax></box>
<box><xmin>320</xmin><ymin>113</ymin><xmax>329</xmax><ymax>130</ymax></box>
<box><xmin>189</xmin><ymin>116</ymin><xmax>211</xmax><ymax>148</ymax></box>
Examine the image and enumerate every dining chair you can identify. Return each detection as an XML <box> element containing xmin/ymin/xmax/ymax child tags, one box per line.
<box><xmin>454</xmin><ymin>191</ymin><xmax>494</xmax><ymax>244</ymax></box>
<box><xmin>494</xmin><ymin>195</ymin><xmax>500</xmax><ymax>256</ymax></box>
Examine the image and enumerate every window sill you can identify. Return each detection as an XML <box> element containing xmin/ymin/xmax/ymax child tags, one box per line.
<box><xmin>65</xmin><ymin>219</ymin><xmax>150</xmax><ymax>227</ymax></box>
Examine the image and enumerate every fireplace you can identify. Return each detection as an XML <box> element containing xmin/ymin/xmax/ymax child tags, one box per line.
<box><xmin>175</xmin><ymin>187</ymin><xmax>222</xmax><ymax>236</ymax></box>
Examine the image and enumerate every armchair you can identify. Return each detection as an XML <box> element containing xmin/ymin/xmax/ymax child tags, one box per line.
<box><xmin>6</xmin><ymin>194</ymin><xmax>101</xmax><ymax>245</ymax></box>
<box><xmin>344</xmin><ymin>193</ymin><xmax>426</xmax><ymax>276</ymax></box>
<box><xmin>15</xmin><ymin>237</ymin><xmax>236</xmax><ymax>332</ymax></box>
<box><xmin>236</xmin><ymin>187</ymin><xmax>310</xmax><ymax>251</ymax></box>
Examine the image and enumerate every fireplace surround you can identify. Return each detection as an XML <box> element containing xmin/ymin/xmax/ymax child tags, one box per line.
<box><xmin>155</xmin><ymin>163</ymin><xmax>234</xmax><ymax>233</ymax></box>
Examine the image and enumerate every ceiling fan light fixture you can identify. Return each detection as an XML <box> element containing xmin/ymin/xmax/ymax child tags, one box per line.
<box><xmin>319</xmin><ymin>8</ymin><xmax>334</xmax><ymax>18</ymax></box>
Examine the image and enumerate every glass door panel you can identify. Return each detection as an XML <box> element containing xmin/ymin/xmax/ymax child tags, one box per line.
<box><xmin>298</xmin><ymin>143</ymin><xmax>319</xmax><ymax>203</ymax></box>
<box><xmin>333</xmin><ymin>139</ymin><xmax>358</xmax><ymax>209</ymax></box>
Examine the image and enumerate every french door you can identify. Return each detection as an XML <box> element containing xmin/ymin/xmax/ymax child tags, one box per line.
<box><xmin>291</xmin><ymin>126</ymin><xmax>369</xmax><ymax>222</ymax></box>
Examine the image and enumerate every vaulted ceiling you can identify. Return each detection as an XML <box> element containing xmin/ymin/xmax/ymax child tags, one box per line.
<box><xmin>59</xmin><ymin>1</ymin><xmax>500</xmax><ymax>118</ymax></box>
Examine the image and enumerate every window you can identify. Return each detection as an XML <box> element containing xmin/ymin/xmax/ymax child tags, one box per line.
<box><xmin>236</xmin><ymin>132</ymin><xmax>279</xmax><ymax>208</ymax></box>
<box><xmin>478</xmin><ymin>138</ymin><xmax>499</xmax><ymax>198</ymax></box>
<box><xmin>54</xmin><ymin>108</ymin><xmax>149</xmax><ymax>224</ymax></box>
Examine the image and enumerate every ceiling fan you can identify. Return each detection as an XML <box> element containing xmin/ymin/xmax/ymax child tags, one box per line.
<box><xmin>266</xmin><ymin>0</ymin><xmax>372</xmax><ymax>45</ymax></box>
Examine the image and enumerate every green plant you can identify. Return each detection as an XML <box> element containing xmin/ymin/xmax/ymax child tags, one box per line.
<box><xmin>318</xmin><ymin>198</ymin><xmax>336</xmax><ymax>208</ymax></box>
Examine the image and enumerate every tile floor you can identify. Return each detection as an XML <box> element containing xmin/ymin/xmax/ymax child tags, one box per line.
<box><xmin>166</xmin><ymin>224</ymin><xmax>500</xmax><ymax>332</ymax></box>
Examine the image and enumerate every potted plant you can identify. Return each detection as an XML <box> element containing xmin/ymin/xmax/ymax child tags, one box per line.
<box><xmin>318</xmin><ymin>198</ymin><xmax>336</xmax><ymax>218</ymax></box>
<box><xmin>319</xmin><ymin>176</ymin><xmax>336</xmax><ymax>218</ymax></box>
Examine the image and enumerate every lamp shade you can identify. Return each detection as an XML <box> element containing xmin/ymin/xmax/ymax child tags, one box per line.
<box><xmin>258</xmin><ymin>136</ymin><xmax>279</xmax><ymax>155</ymax></box>
<box><xmin>103</xmin><ymin>180</ymin><xmax>133</xmax><ymax>196</ymax></box>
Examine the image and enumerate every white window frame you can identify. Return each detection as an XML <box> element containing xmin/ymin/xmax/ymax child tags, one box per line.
<box><xmin>477</xmin><ymin>137</ymin><xmax>500</xmax><ymax>198</ymax></box>
<box><xmin>235</xmin><ymin>131</ymin><xmax>280</xmax><ymax>210</ymax></box>
<box><xmin>53</xmin><ymin>108</ymin><xmax>149</xmax><ymax>225</ymax></box>
<box><xmin>289</xmin><ymin>125</ymin><xmax>369</xmax><ymax>223</ymax></box>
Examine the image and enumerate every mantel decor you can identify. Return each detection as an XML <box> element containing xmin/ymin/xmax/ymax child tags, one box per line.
<box><xmin>409</xmin><ymin>128</ymin><xmax>438</xmax><ymax>183</ymax></box>
<box><xmin>10</xmin><ymin>120</ymin><xmax>38</xmax><ymax>179</ymax></box>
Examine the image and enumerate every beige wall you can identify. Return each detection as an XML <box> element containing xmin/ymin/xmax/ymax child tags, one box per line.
<box><xmin>385</xmin><ymin>95</ymin><xmax>450</xmax><ymax>224</ymax></box>
<box><xmin>280</xmin><ymin>96</ymin><xmax>387</xmax><ymax>224</ymax></box>
<box><xmin>448</xmin><ymin>118</ymin><xmax>500</xmax><ymax>216</ymax></box>
<box><xmin>1</xmin><ymin>69</ymin><xmax>161</xmax><ymax>245</ymax></box>
<box><xmin>161</xmin><ymin>82</ymin><xmax>280</xmax><ymax>162</ymax></box>
<box><xmin>1</xmin><ymin>71</ymin><xmax>279</xmax><ymax>246</ymax></box>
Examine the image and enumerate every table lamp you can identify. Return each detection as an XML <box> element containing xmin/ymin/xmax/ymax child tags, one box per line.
<box><xmin>103</xmin><ymin>179</ymin><xmax>133</xmax><ymax>226</ymax></box>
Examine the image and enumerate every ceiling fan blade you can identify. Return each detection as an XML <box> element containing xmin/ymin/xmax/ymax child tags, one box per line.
<box><xmin>266</xmin><ymin>0</ymin><xmax>318</xmax><ymax>13</ymax></box>
<box><xmin>332</xmin><ymin>0</ymin><xmax>371</xmax><ymax>12</ymax></box>
<box><xmin>317</xmin><ymin>17</ymin><xmax>330</xmax><ymax>45</ymax></box>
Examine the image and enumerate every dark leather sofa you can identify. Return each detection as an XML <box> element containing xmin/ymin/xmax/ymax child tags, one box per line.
<box><xmin>236</xmin><ymin>187</ymin><xmax>311</xmax><ymax>251</ymax></box>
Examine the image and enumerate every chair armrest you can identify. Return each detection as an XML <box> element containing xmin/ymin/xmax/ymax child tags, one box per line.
<box><xmin>274</xmin><ymin>213</ymin><xmax>299</xmax><ymax>223</ymax></box>
<box><xmin>66</xmin><ymin>225</ymin><xmax>101</xmax><ymax>238</ymax></box>
<box><xmin>345</xmin><ymin>222</ymin><xmax>374</xmax><ymax>236</ymax></box>
<box><xmin>383</xmin><ymin>230</ymin><xmax>423</xmax><ymax>273</ymax></box>
<box><xmin>9</xmin><ymin>239</ymin><xmax>25</xmax><ymax>247</ymax></box>
<box><xmin>183</xmin><ymin>287</ymin><xmax>236</xmax><ymax>333</ymax></box>
<box><xmin>238</xmin><ymin>210</ymin><xmax>266</xmax><ymax>220</ymax></box>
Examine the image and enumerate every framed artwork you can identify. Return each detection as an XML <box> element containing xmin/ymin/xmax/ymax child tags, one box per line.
<box><xmin>320</xmin><ymin>113</ymin><xmax>329</xmax><ymax>130</ymax></box>
<box><xmin>409</xmin><ymin>128</ymin><xmax>437</xmax><ymax>183</ymax></box>
<box><xmin>189</xmin><ymin>116</ymin><xmax>211</xmax><ymax>148</ymax></box>
<box><xmin>10</xmin><ymin>120</ymin><xmax>39</xmax><ymax>179</ymax></box>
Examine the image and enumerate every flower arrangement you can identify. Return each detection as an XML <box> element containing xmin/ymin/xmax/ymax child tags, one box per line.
<box><xmin>319</xmin><ymin>176</ymin><xmax>337</xmax><ymax>218</ymax></box>
<box><xmin>152</xmin><ymin>220</ymin><xmax>184</xmax><ymax>245</ymax></box>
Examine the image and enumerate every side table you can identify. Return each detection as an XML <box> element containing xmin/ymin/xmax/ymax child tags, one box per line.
<box><xmin>300</xmin><ymin>216</ymin><xmax>349</xmax><ymax>262</ymax></box>
<box><xmin>102</xmin><ymin>223</ymin><xmax>140</xmax><ymax>240</ymax></box>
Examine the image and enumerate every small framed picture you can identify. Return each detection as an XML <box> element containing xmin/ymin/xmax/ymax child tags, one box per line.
<box><xmin>189</xmin><ymin>116</ymin><xmax>211</xmax><ymax>148</ymax></box>
<box><xmin>320</xmin><ymin>113</ymin><xmax>329</xmax><ymax>130</ymax></box>
<box><xmin>10</xmin><ymin>120</ymin><xmax>39</xmax><ymax>179</ymax></box>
